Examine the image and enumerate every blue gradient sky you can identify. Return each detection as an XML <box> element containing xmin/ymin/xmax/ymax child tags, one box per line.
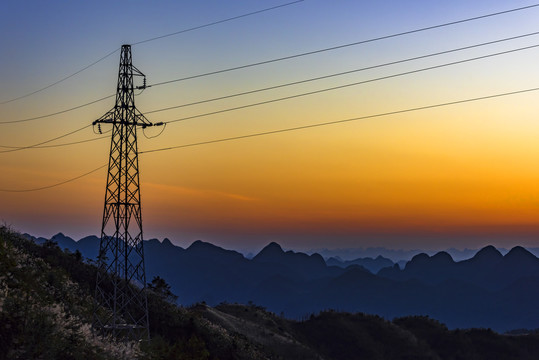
<box><xmin>2</xmin><ymin>0</ymin><xmax>539</xmax><ymax>252</ymax></box>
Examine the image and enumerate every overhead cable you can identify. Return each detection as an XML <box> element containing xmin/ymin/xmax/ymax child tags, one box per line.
<box><xmin>159</xmin><ymin>43</ymin><xmax>539</xmax><ymax>124</ymax></box>
<box><xmin>4</xmin><ymin>86</ymin><xmax>539</xmax><ymax>191</ymax></box>
<box><xmin>0</xmin><ymin>94</ymin><xmax>115</xmax><ymax>125</ymax></box>
<box><xmin>147</xmin><ymin>3</ymin><xmax>539</xmax><ymax>88</ymax></box>
<box><xmin>140</xmin><ymin>87</ymin><xmax>539</xmax><ymax>154</ymax></box>
<box><xmin>132</xmin><ymin>0</ymin><xmax>305</xmax><ymax>46</ymax></box>
<box><xmin>0</xmin><ymin>164</ymin><xmax>107</xmax><ymax>192</ymax></box>
<box><xmin>6</xmin><ymin>22</ymin><xmax>539</xmax><ymax>125</ymax></box>
<box><xmin>0</xmin><ymin>1</ymin><xmax>304</xmax><ymax>105</ymax></box>
<box><xmin>0</xmin><ymin>125</ymin><xmax>92</xmax><ymax>153</ymax></box>
<box><xmin>4</xmin><ymin>41</ymin><xmax>537</xmax><ymax>152</ymax></box>
<box><xmin>145</xmin><ymin>31</ymin><xmax>539</xmax><ymax>115</ymax></box>
<box><xmin>0</xmin><ymin>49</ymin><xmax>119</xmax><ymax>105</ymax></box>
<box><xmin>0</xmin><ymin>136</ymin><xmax>107</xmax><ymax>150</ymax></box>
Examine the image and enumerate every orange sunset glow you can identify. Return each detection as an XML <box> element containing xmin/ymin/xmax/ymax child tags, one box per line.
<box><xmin>2</xmin><ymin>0</ymin><xmax>539</xmax><ymax>252</ymax></box>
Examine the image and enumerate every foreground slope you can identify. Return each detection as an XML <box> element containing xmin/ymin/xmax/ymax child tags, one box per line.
<box><xmin>0</xmin><ymin>228</ymin><xmax>138</xmax><ymax>359</ymax></box>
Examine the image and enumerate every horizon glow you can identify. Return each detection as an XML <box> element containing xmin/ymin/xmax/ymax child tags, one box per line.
<box><xmin>2</xmin><ymin>1</ymin><xmax>539</xmax><ymax>252</ymax></box>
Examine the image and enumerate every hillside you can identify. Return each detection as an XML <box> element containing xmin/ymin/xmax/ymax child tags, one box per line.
<box><xmin>3</xmin><ymin>227</ymin><xmax>539</xmax><ymax>359</ymax></box>
<box><xmin>0</xmin><ymin>227</ymin><xmax>137</xmax><ymax>359</ymax></box>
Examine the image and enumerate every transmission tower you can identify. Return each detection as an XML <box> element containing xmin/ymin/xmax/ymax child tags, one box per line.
<box><xmin>93</xmin><ymin>44</ymin><xmax>155</xmax><ymax>342</ymax></box>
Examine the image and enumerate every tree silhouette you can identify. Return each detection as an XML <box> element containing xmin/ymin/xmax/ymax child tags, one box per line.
<box><xmin>148</xmin><ymin>276</ymin><xmax>178</xmax><ymax>303</ymax></box>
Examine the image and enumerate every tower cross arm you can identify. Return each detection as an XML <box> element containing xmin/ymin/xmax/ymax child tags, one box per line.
<box><xmin>92</xmin><ymin>109</ymin><xmax>115</xmax><ymax>126</ymax></box>
<box><xmin>135</xmin><ymin>109</ymin><xmax>154</xmax><ymax>128</ymax></box>
<box><xmin>92</xmin><ymin>108</ymin><xmax>163</xmax><ymax>128</ymax></box>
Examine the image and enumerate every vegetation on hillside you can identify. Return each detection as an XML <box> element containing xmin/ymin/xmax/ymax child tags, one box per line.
<box><xmin>0</xmin><ymin>226</ymin><xmax>138</xmax><ymax>359</ymax></box>
<box><xmin>1</xmin><ymin>225</ymin><xmax>538</xmax><ymax>359</ymax></box>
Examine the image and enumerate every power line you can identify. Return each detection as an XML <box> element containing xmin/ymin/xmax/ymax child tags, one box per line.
<box><xmin>132</xmin><ymin>0</ymin><xmax>305</xmax><ymax>45</ymax></box>
<box><xmin>7</xmin><ymin>29</ymin><xmax>532</xmax><ymax>127</ymax></box>
<box><xmin>0</xmin><ymin>49</ymin><xmax>119</xmax><ymax>105</ymax></box>
<box><xmin>0</xmin><ymin>94</ymin><xmax>115</xmax><ymax>125</ymax></box>
<box><xmin>140</xmin><ymin>86</ymin><xmax>539</xmax><ymax>154</ymax></box>
<box><xmin>0</xmin><ymin>1</ymin><xmax>304</xmax><ymax>105</ymax></box>
<box><xmin>0</xmin><ymin>125</ymin><xmax>92</xmax><ymax>153</ymax></box>
<box><xmin>0</xmin><ymin>136</ymin><xmax>107</xmax><ymax>150</ymax></box>
<box><xmin>159</xmin><ymin>43</ymin><xmax>539</xmax><ymax>124</ymax></box>
<box><xmin>4</xmin><ymin>40</ymin><xmax>533</xmax><ymax>152</ymax></box>
<box><xmin>3</xmin><ymin>40</ymin><xmax>536</xmax><ymax>152</ymax></box>
<box><xmin>147</xmin><ymin>3</ymin><xmax>539</xmax><ymax>88</ymax></box>
<box><xmin>0</xmin><ymin>164</ymin><xmax>107</xmax><ymax>193</ymax></box>
<box><xmin>7</xmin><ymin>9</ymin><xmax>539</xmax><ymax>127</ymax></box>
<box><xmin>4</xmin><ymin>86</ymin><xmax>539</xmax><ymax>191</ymax></box>
<box><xmin>145</xmin><ymin>31</ymin><xmax>539</xmax><ymax>115</ymax></box>
<box><xmin>8</xmin><ymin>5</ymin><xmax>539</xmax><ymax>193</ymax></box>
<box><xmin>5</xmin><ymin>2</ymin><xmax>536</xmax><ymax>107</ymax></box>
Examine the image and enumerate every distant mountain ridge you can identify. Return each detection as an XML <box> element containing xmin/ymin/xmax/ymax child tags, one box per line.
<box><xmin>24</xmin><ymin>232</ymin><xmax>539</xmax><ymax>332</ymax></box>
<box><xmin>326</xmin><ymin>254</ymin><xmax>395</xmax><ymax>273</ymax></box>
<box><xmin>307</xmin><ymin>245</ymin><xmax>539</xmax><ymax>262</ymax></box>
<box><xmin>378</xmin><ymin>245</ymin><xmax>539</xmax><ymax>291</ymax></box>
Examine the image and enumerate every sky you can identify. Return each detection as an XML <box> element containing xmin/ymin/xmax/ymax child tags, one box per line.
<box><xmin>2</xmin><ymin>0</ymin><xmax>539</xmax><ymax>253</ymax></box>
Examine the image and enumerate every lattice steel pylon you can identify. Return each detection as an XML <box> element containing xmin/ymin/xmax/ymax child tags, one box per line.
<box><xmin>92</xmin><ymin>44</ymin><xmax>154</xmax><ymax>342</ymax></box>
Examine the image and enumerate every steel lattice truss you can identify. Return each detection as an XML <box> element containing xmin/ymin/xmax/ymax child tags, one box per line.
<box><xmin>93</xmin><ymin>45</ymin><xmax>152</xmax><ymax>342</ymax></box>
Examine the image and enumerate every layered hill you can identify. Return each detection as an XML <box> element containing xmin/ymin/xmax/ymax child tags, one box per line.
<box><xmin>4</xmin><ymin>226</ymin><xmax>539</xmax><ymax>359</ymax></box>
<box><xmin>25</xmin><ymin>232</ymin><xmax>539</xmax><ymax>332</ymax></box>
<box><xmin>326</xmin><ymin>254</ymin><xmax>394</xmax><ymax>273</ymax></box>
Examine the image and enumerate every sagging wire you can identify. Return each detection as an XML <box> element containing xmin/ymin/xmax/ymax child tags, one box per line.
<box><xmin>142</xmin><ymin>122</ymin><xmax>166</xmax><ymax>139</ymax></box>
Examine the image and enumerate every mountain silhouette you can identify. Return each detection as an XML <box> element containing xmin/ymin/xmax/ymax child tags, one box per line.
<box><xmin>253</xmin><ymin>242</ymin><xmax>329</xmax><ymax>280</ymax></box>
<box><xmin>379</xmin><ymin>245</ymin><xmax>539</xmax><ymax>292</ymax></box>
<box><xmin>471</xmin><ymin>245</ymin><xmax>503</xmax><ymax>263</ymax></box>
<box><xmin>326</xmin><ymin>254</ymin><xmax>394</xmax><ymax>273</ymax></box>
<box><xmin>253</xmin><ymin>241</ymin><xmax>285</xmax><ymax>261</ymax></box>
<box><xmin>28</xmin><ymin>233</ymin><xmax>539</xmax><ymax>332</ymax></box>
